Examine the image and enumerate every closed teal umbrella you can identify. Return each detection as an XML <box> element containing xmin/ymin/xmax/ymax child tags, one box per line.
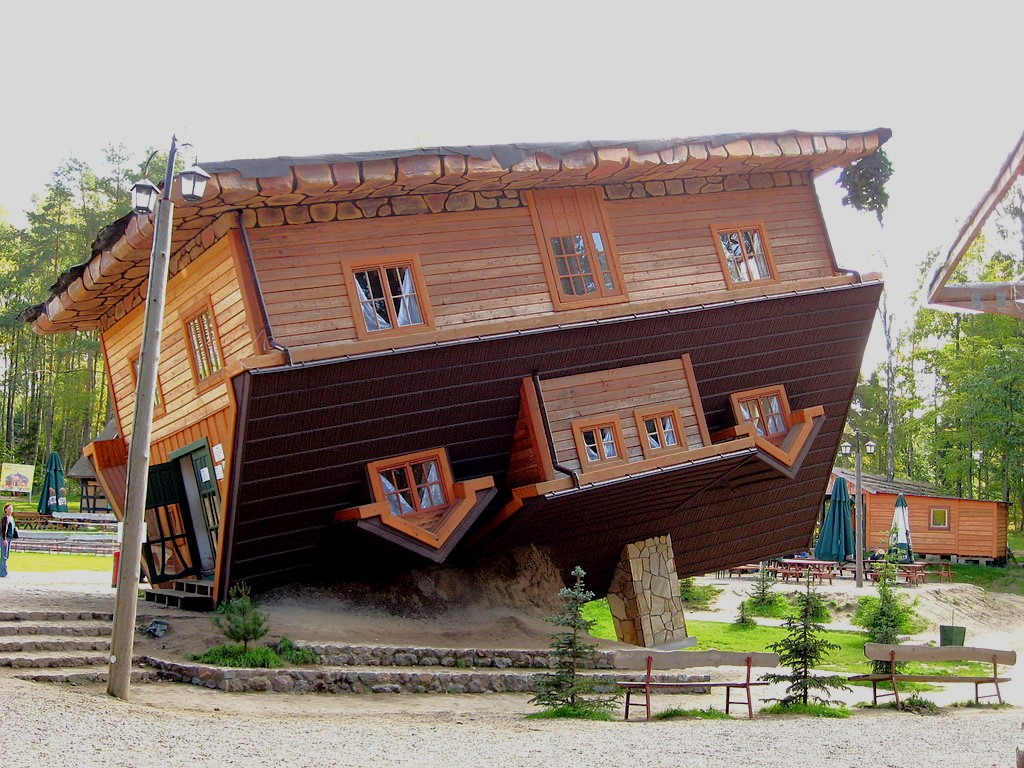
<box><xmin>815</xmin><ymin>477</ymin><xmax>855</xmax><ymax>562</ymax></box>
<box><xmin>36</xmin><ymin>452</ymin><xmax>68</xmax><ymax>516</ymax></box>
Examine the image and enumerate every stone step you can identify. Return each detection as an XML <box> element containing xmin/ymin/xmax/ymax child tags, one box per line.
<box><xmin>0</xmin><ymin>651</ymin><xmax>110</xmax><ymax>669</ymax></box>
<box><xmin>12</xmin><ymin>666</ymin><xmax>155</xmax><ymax>685</ymax></box>
<box><xmin>0</xmin><ymin>621</ymin><xmax>112</xmax><ymax>637</ymax></box>
<box><xmin>0</xmin><ymin>614</ymin><xmax>113</xmax><ymax>626</ymax></box>
<box><xmin>0</xmin><ymin>636</ymin><xmax>110</xmax><ymax>653</ymax></box>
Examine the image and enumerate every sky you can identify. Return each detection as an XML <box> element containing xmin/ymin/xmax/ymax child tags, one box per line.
<box><xmin>1</xmin><ymin>0</ymin><xmax>1021</xmax><ymax>372</ymax></box>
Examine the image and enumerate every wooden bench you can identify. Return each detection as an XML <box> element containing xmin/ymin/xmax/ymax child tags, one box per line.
<box><xmin>613</xmin><ymin>649</ymin><xmax>780</xmax><ymax>720</ymax></box>
<box><xmin>727</xmin><ymin>564</ymin><xmax>762</xmax><ymax>578</ymax></box>
<box><xmin>848</xmin><ymin>643</ymin><xmax>1015</xmax><ymax>707</ymax></box>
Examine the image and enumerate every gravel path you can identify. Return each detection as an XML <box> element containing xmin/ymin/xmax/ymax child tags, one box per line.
<box><xmin>1</xmin><ymin>569</ymin><xmax>1022</xmax><ymax>767</ymax></box>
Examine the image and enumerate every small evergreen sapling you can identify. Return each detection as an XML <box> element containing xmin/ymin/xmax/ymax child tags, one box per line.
<box><xmin>530</xmin><ymin>566</ymin><xmax>619</xmax><ymax>715</ymax></box>
<box><xmin>761</xmin><ymin>579</ymin><xmax>850</xmax><ymax>707</ymax></box>
<box><xmin>213</xmin><ymin>583</ymin><xmax>268</xmax><ymax>651</ymax></box>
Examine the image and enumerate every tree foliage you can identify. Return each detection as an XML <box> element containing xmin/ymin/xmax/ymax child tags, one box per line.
<box><xmin>530</xmin><ymin>566</ymin><xmax>619</xmax><ymax>715</ymax></box>
<box><xmin>213</xmin><ymin>583</ymin><xmax>269</xmax><ymax>650</ymax></box>
<box><xmin>838</xmin><ymin>148</ymin><xmax>893</xmax><ymax>223</ymax></box>
<box><xmin>761</xmin><ymin>580</ymin><xmax>850</xmax><ymax>707</ymax></box>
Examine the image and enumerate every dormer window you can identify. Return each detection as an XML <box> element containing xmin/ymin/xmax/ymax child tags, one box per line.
<box><xmin>714</xmin><ymin>224</ymin><xmax>776</xmax><ymax>287</ymax></box>
<box><xmin>369</xmin><ymin>451</ymin><xmax>451</xmax><ymax>516</ymax></box>
<box><xmin>571</xmin><ymin>415</ymin><xmax>626</xmax><ymax>468</ymax></box>
<box><xmin>731</xmin><ymin>386</ymin><xmax>790</xmax><ymax>444</ymax></box>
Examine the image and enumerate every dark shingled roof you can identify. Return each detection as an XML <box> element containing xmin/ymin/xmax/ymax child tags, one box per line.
<box><xmin>832</xmin><ymin>467</ymin><xmax>1001</xmax><ymax>502</ymax></box>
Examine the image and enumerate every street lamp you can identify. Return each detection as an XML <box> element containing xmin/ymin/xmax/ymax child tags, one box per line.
<box><xmin>840</xmin><ymin>435</ymin><xmax>877</xmax><ymax>588</ymax></box>
<box><xmin>108</xmin><ymin>136</ymin><xmax>208</xmax><ymax>700</ymax></box>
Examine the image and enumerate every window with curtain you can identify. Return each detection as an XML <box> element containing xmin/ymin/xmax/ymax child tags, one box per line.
<box><xmin>344</xmin><ymin>255</ymin><xmax>433</xmax><ymax>339</ymax></box>
<box><xmin>185</xmin><ymin>308</ymin><xmax>223</xmax><ymax>382</ymax></box>
<box><xmin>368</xmin><ymin>450</ymin><xmax>452</xmax><ymax>517</ymax></box>
<box><xmin>715</xmin><ymin>225</ymin><xmax>775</xmax><ymax>285</ymax></box>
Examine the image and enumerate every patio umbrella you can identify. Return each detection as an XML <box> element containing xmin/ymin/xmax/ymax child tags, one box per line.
<box><xmin>814</xmin><ymin>476</ymin><xmax>855</xmax><ymax>562</ymax></box>
<box><xmin>36</xmin><ymin>451</ymin><xmax>68</xmax><ymax>516</ymax></box>
<box><xmin>889</xmin><ymin>492</ymin><xmax>914</xmax><ymax>562</ymax></box>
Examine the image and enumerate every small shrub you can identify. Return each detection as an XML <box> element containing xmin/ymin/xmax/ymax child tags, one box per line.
<box><xmin>653</xmin><ymin>706</ymin><xmax>731</xmax><ymax>720</ymax></box>
<box><xmin>214</xmin><ymin>583</ymin><xmax>268</xmax><ymax>651</ymax></box>
<box><xmin>950</xmin><ymin>699</ymin><xmax>1012</xmax><ymax>709</ymax></box>
<box><xmin>897</xmin><ymin>694</ymin><xmax>939</xmax><ymax>714</ymax></box>
<box><xmin>191</xmin><ymin>644</ymin><xmax>283</xmax><ymax>668</ymax></box>
<box><xmin>274</xmin><ymin>637</ymin><xmax>318</xmax><ymax>665</ymax></box>
<box><xmin>761</xmin><ymin>580</ymin><xmax>851</xmax><ymax>707</ymax></box>
<box><xmin>852</xmin><ymin>595</ymin><xmax>929</xmax><ymax>634</ymax></box>
<box><xmin>734</xmin><ymin>600</ymin><xmax>756</xmax><ymax>627</ymax></box>
<box><xmin>741</xmin><ymin>594</ymin><xmax>789</xmax><ymax>619</ymax></box>
<box><xmin>747</xmin><ymin>564</ymin><xmax>778</xmax><ymax>606</ymax></box>
<box><xmin>678</xmin><ymin>577</ymin><xmax>722</xmax><ymax>610</ymax></box>
<box><xmin>760</xmin><ymin>702</ymin><xmax>851</xmax><ymax>718</ymax></box>
<box><xmin>530</xmin><ymin>566</ymin><xmax>620</xmax><ymax>715</ymax></box>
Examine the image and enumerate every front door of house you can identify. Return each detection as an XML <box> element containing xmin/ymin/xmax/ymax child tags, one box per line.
<box><xmin>170</xmin><ymin>439</ymin><xmax>221</xmax><ymax>578</ymax></box>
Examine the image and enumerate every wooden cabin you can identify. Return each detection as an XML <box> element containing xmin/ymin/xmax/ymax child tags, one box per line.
<box><xmin>23</xmin><ymin>130</ymin><xmax>889</xmax><ymax>608</ymax></box>
<box><xmin>830</xmin><ymin>469</ymin><xmax>1009</xmax><ymax>563</ymax></box>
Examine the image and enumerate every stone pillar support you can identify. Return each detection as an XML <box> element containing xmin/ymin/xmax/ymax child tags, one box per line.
<box><xmin>606</xmin><ymin>534</ymin><xmax>691</xmax><ymax>648</ymax></box>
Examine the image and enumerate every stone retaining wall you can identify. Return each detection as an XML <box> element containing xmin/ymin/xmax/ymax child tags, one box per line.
<box><xmin>302</xmin><ymin>644</ymin><xmax>617</xmax><ymax>670</ymax></box>
<box><xmin>140</xmin><ymin>656</ymin><xmax>707</xmax><ymax>695</ymax></box>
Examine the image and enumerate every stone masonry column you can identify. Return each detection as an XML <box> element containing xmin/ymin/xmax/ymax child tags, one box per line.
<box><xmin>606</xmin><ymin>534</ymin><xmax>691</xmax><ymax>647</ymax></box>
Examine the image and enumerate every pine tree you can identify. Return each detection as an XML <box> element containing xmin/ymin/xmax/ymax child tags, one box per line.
<box><xmin>867</xmin><ymin>559</ymin><xmax>904</xmax><ymax>673</ymax></box>
<box><xmin>530</xmin><ymin>566</ymin><xmax>619</xmax><ymax>714</ymax></box>
<box><xmin>761</xmin><ymin>580</ymin><xmax>850</xmax><ymax>707</ymax></box>
<box><xmin>213</xmin><ymin>583</ymin><xmax>268</xmax><ymax>651</ymax></box>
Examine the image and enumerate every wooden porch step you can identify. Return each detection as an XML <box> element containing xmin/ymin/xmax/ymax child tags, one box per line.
<box><xmin>143</xmin><ymin>587</ymin><xmax>215</xmax><ymax>611</ymax></box>
<box><xmin>170</xmin><ymin>578</ymin><xmax>215</xmax><ymax>597</ymax></box>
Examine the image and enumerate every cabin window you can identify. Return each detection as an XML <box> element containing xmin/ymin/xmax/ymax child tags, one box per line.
<box><xmin>730</xmin><ymin>385</ymin><xmax>791</xmax><ymax>443</ymax></box>
<box><xmin>929</xmin><ymin>507</ymin><xmax>950</xmax><ymax>530</ymax></box>
<box><xmin>367</xmin><ymin>449</ymin><xmax>454</xmax><ymax>517</ymax></box>
<box><xmin>714</xmin><ymin>224</ymin><xmax>776</xmax><ymax>286</ymax></box>
<box><xmin>634</xmin><ymin>408</ymin><xmax>683</xmax><ymax>458</ymax></box>
<box><xmin>184</xmin><ymin>306</ymin><xmax>224</xmax><ymax>384</ymax></box>
<box><xmin>342</xmin><ymin>254</ymin><xmax>434</xmax><ymax>340</ymax></box>
<box><xmin>526</xmin><ymin>188</ymin><xmax>628</xmax><ymax>310</ymax></box>
<box><xmin>571</xmin><ymin>416</ymin><xmax>626</xmax><ymax>468</ymax></box>
<box><xmin>129</xmin><ymin>350</ymin><xmax>163</xmax><ymax>413</ymax></box>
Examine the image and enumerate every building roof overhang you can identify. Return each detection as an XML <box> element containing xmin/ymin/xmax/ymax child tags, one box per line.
<box><xmin>23</xmin><ymin>128</ymin><xmax>891</xmax><ymax>335</ymax></box>
<box><xmin>927</xmin><ymin>130</ymin><xmax>1024</xmax><ymax>318</ymax></box>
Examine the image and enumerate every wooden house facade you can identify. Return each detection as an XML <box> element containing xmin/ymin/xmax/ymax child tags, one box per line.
<box><xmin>830</xmin><ymin>469</ymin><xmax>1008</xmax><ymax>562</ymax></box>
<box><xmin>24</xmin><ymin>130</ymin><xmax>889</xmax><ymax>609</ymax></box>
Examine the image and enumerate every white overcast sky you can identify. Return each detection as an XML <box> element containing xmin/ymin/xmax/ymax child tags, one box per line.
<box><xmin>2</xmin><ymin>0</ymin><xmax>1021</xmax><ymax>372</ymax></box>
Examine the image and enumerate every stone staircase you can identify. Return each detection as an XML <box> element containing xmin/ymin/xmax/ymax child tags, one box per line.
<box><xmin>0</xmin><ymin>610</ymin><xmax>154</xmax><ymax>684</ymax></box>
<box><xmin>143</xmin><ymin>642</ymin><xmax>707</xmax><ymax>695</ymax></box>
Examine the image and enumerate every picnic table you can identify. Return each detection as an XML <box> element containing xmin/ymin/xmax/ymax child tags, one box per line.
<box><xmin>775</xmin><ymin>559</ymin><xmax>838</xmax><ymax>584</ymax></box>
<box><xmin>867</xmin><ymin>562</ymin><xmax>927</xmax><ymax>585</ymax></box>
<box><xmin>925</xmin><ymin>562</ymin><xmax>955</xmax><ymax>582</ymax></box>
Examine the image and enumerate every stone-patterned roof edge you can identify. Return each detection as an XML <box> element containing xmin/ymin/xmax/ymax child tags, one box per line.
<box><xmin>25</xmin><ymin>128</ymin><xmax>892</xmax><ymax>334</ymax></box>
<box><xmin>202</xmin><ymin>129</ymin><xmax>891</xmax><ymax>179</ymax></box>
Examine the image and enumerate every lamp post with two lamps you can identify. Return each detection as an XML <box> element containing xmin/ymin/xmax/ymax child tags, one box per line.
<box><xmin>107</xmin><ymin>137</ymin><xmax>209</xmax><ymax>700</ymax></box>
<box><xmin>840</xmin><ymin>434</ymin><xmax>877</xmax><ymax>588</ymax></box>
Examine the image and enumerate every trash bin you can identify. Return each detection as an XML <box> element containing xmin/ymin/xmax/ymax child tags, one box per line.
<box><xmin>939</xmin><ymin>624</ymin><xmax>966</xmax><ymax>646</ymax></box>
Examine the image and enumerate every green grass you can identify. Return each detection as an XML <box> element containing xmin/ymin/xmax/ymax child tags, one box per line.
<box><xmin>678</xmin><ymin>578</ymin><xmax>722</xmax><ymax>610</ymax></box>
<box><xmin>582</xmin><ymin>600</ymin><xmax>991</xmax><ymax>679</ymax></box>
<box><xmin>274</xmin><ymin>637</ymin><xmax>318</xmax><ymax>665</ymax></box>
<box><xmin>526</xmin><ymin>706</ymin><xmax>614</xmax><ymax>720</ymax></box>
<box><xmin>945</xmin><ymin>562</ymin><xmax>1024</xmax><ymax>595</ymax></box>
<box><xmin>760</xmin><ymin>702</ymin><xmax>851</xmax><ymax>717</ymax></box>
<box><xmin>190</xmin><ymin>644</ymin><xmax>284</xmax><ymax>668</ymax></box>
<box><xmin>1007</xmin><ymin>529</ymin><xmax>1024</xmax><ymax>555</ymax></box>
<box><xmin>2</xmin><ymin>493</ymin><xmax>83</xmax><ymax>516</ymax></box>
<box><xmin>653</xmin><ymin>706</ymin><xmax>731</xmax><ymax>720</ymax></box>
<box><xmin>8</xmin><ymin>551</ymin><xmax>112</xmax><ymax>572</ymax></box>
